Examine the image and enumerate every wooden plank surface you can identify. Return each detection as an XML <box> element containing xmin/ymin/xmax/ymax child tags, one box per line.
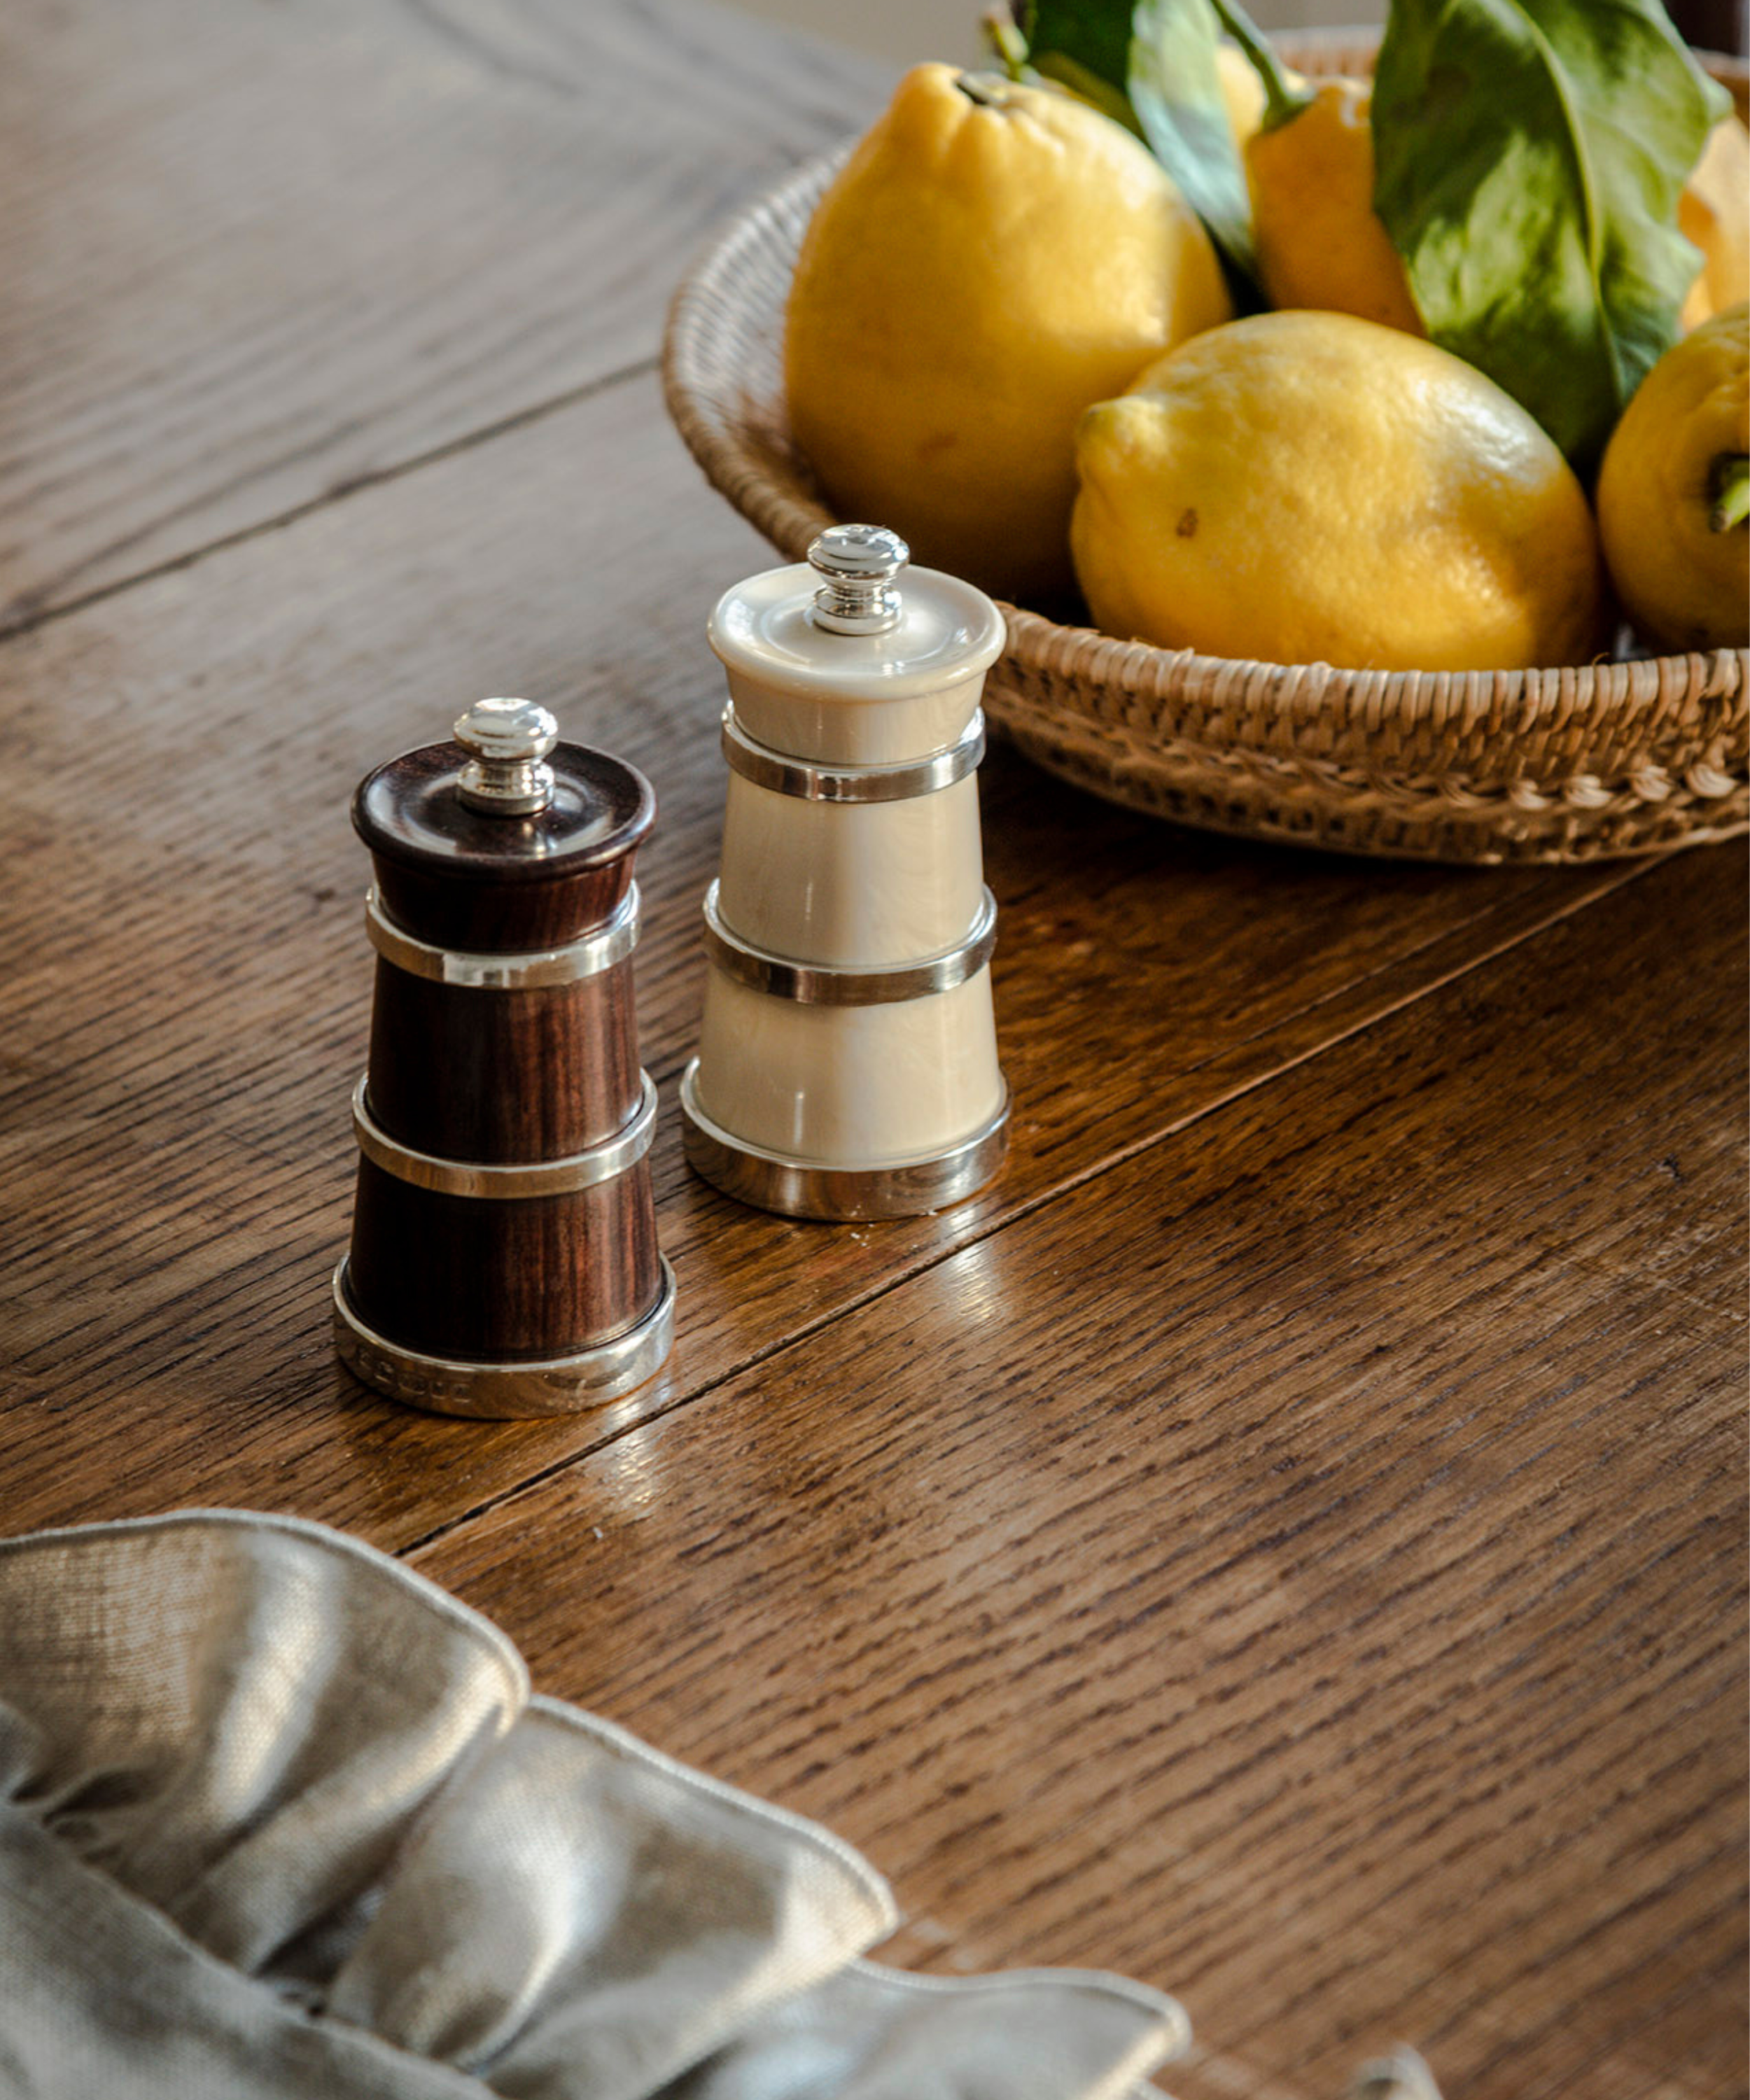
<box><xmin>1</xmin><ymin>4</ymin><xmax>1745</xmax><ymax>2094</ymax></box>
<box><xmin>0</xmin><ymin>363</ymin><xmax>1665</xmax><ymax>1551</ymax></box>
<box><xmin>412</xmin><ymin>845</ymin><xmax>1749</xmax><ymax>2100</ymax></box>
<box><xmin>0</xmin><ymin>0</ymin><xmax>886</xmax><ymax>632</ymax></box>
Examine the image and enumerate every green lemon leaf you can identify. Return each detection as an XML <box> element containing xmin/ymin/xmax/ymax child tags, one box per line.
<box><xmin>1373</xmin><ymin>0</ymin><xmax>1728</xmax><ymax>477</ymax></box>
<box><xmin>1021</xmin><ymin>0</ymin><xmax>1261</xmax><ymax>286</ymax></box>
<box><xmin>1128</xmin><ymin>0</ymin><xmax>1258</xmax><ymax>278</ymax></box>
<box><xmin>1021</xmin><ymin>0</ymin><xmax>1141</xmax><ymax>125</ymax></box>
<box><xmin>1032</xmin><ymin>49</ymin><xmax>1147</xmax><ymax>132</ymax></box>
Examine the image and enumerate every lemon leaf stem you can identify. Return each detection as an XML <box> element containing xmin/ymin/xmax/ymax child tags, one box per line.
<box><xmin>1709</xmin><ymin>454</ymin><xmax>1750</xmax><ymax>533</ymax></box>
<box><xmin>1208</xmin><ymin>0</ymin><xmax>1312</xmax><ymax>132</ymax></box>
<box><xmin>982</xmin><ymin>6</ymin><xmax>1032</xmax><ymax>83</ymax></box>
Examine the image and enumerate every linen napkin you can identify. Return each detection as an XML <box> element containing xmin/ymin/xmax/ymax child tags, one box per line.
<box><xmin>0</xmin><ymin>1511</ymin><xmax>1189</xmax><ymax>2099</ymax></box>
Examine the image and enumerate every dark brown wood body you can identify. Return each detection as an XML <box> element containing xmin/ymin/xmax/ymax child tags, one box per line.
<box><xmin>372</xmin><ymin>858</ymin><xmax>636</xmax><ymax>955</ymax></box>
<box><xmin>346</xmin><ymin>1156</ymin><xmax>662</xmax><ymax>1363</ymax></box>
<box><xmin>345</xmin><ymin>736</ymin><xmax>662</xmax><ymax>1365</ymax></box>
<box><xmin>364</xmin><ymin>960</ymin><xmax>643</xmax><ymax>1161</ymax></box>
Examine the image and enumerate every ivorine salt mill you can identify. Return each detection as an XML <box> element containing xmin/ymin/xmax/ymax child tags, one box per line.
<box><xmin>681</xmin><ymin>525</ymin><xmax>1010</xmax><ymax>1220</ymax></box>
<box><xmin>333</xmin><ymin>699</ymin><xmax>676</xmax><ymax>1417</ymax></box>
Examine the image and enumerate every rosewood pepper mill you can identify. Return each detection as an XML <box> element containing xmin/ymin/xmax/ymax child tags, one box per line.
<box><xmin>681</xmin><ymin>525</ymin><xmax>1011</xmax><ymax>1221</ymax></box>
<box><xmin>333</xmin><ymin>699</ymin><xmax>676</xmax><ymax>1418</ymax></box>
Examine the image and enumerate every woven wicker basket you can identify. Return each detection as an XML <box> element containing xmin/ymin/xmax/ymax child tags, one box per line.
<box><xmin>664</xmin><ymin>36</ymin><xmax>1750</xmax><ymax>864</ymax></box>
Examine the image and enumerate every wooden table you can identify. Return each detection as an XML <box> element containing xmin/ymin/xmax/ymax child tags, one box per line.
<box><xmin>4</xmin><ymin>6</ymin><xmax>1744</xmax><ymax>2094</ymax></box>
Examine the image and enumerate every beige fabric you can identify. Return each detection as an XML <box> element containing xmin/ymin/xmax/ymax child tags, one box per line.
<box><xmin>326</xmin><ymin>1701</ymin><xmax>890</xmax><ymax>2091</ymax></box>
<box><xmin>0</xmin><ymin>1511</ymin><xmax>1190</xmax><ymax>2097</ymax></box>
<box><xmin>0</xmin><ymin>1809</ymin><xmax>486</xmax><ymax>2100</ymax></box>
<box><xmin>0</xmin><ymin>1512</ymin><xmax>529</xmax><ymax>1987</ymax></box>
<box><xmin>660</xmin><ymin>1963</ymin><xmax>1189</xmax><ymax>2098</ymax></box>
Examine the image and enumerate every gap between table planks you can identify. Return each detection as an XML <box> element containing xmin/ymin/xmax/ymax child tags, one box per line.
<box><xmin>0</xmin><ymin>363</ymin><xmax>1688</xmax><ymax>1551</ymax></box>
<box><xmin>0</xmin><ymin>0</ymin><xmax>890</xmax><ymax>634</ymax></box>
<box><xmin>412</xmin><ymin>844</ymin><xmax>1748</xmax><ymax>2100</ymax></box>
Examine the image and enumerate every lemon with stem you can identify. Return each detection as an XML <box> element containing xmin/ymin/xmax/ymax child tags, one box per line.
<box><xmin>1597</xmin><ymin>302</ymin><xmax>1749</xmax><ymax>652</ymax></box>
<box><xmin>785</xmin><ymin>63</ymin><xmax>1231</xmax><ymax>607</ymax></box>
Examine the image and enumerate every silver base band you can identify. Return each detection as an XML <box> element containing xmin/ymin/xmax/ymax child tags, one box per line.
<box><xmin>332</xmin><ymin>1256</ymin><xmax>676</xmax><ymax>1419</ymax></box>
<box><xmin>678</xmin><ymin>1062</ymin><xmax>1008</xmax><ymax>1222</ymax></box>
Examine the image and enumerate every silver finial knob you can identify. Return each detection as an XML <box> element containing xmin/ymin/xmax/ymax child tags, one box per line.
<box><xmin>808</xmin><ymin>524</ymin><xmax>908</xmax><ymax>636</ymax></box>
<box><xmin>453</xmin><ymin>697</ymin><xmax>558</xmax><ymax>816</ymax></box>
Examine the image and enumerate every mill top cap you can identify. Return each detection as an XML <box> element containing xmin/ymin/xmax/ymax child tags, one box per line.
<box><xmin>709</xmin><ymin>526</ymin><xmax>1005</xmax><ymax>713</ymax></box>
<box><xmin>351</xmin><ymin>701</ymin><xmax>655</xmax><ymax>951</ymax></box>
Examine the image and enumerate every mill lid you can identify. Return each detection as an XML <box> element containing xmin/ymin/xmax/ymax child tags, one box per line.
<box><xmin>708</xmin><ymin>527</ymin><xmax>1007</xmax><ymax>766</ymax></box>
<box><xmin>352</xmin><ymin>700</ymin><xmax>654</xmax><ymax>951</ymax></box>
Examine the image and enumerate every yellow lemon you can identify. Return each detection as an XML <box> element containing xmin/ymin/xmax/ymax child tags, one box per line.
<box><xmin>1680</xmin><ymin>113</ymin><xmax>1750</xmax><ymax>331</ymax></box>
<box><xmin>1215</xmin><ymin>43</ymin><xmax>1270</xmax><ymax>146</ymax></box>
<box><xmin>1071</xmin><ymin>310</ymin><xmax>1609</xmax><ymax>672</ymax></box>
<box><xmin>1245</xmin><ymin>78</ymin><xmax>1423</xmax><ymax>336</ymax></box>
<box><xmin>1597</xmin><ymin>302</ymin><xmax>1749</xmax><ymax>653</ymax></box>
<box><xmin>785</xmin><ymin>64</ymin><xmax>1231</xmax><ymax>606</ymax></box>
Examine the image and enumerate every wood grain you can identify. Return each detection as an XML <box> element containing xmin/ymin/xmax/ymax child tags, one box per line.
<box><xmin>1</xmin><ymin>4</ymin><xmax>1744</xmax><ymax>2092</ymax></box>
<box><xmin>0</xmin><ymin>0</ymin><xmax>887</xmax><ymax>631</ymax></box>
<box><xmin>346</xmin><ymin>1154</ymin><xmax>663</xmax><ymax>1362</ymax></box>
<box><xmin>412</xmin><ymin>844</ymin><xmax>1749</xmax><ymax>2100</ymax></box>
<box><xmin>0</xmin><ymin>363</ymin><xmax>1670</xmax><ymax>1550</ymax></box>
<box><xmin>365</xmin><ymin>963</ymin><xmax>645</xmax><ymax>1159</ymax></box>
